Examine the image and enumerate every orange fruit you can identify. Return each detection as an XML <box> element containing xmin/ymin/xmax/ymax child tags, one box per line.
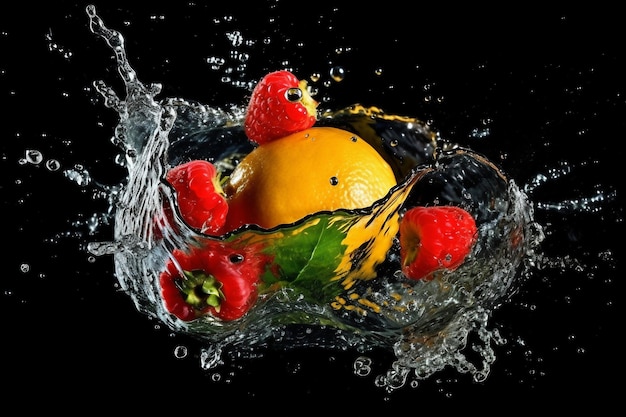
<box><xmin>224</xmin><ymin>126</ymin><xmax>397</xmax><ymax>230</ymax></box>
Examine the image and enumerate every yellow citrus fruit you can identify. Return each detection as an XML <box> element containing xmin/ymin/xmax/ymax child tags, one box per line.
<box><xmin>224</xmin><ymin>126</ymin><xmax>397</xmax><ymax>230</ymax></box>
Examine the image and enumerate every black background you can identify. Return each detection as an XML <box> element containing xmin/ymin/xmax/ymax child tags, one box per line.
<box><xmin>2</xmin><ymin>1</ymin><xmax>624</xmax><ymax>411</ymax></box>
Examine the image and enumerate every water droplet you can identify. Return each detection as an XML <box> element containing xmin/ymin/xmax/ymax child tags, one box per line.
<box><xmin>25</xmin><ymin>149</ymin><xmax>43</xmax><ymax>164</ymax></box>
<box><xmin>470</xmin><ymin>127</ymin><xmax>491</xmax><ymax>139</ymax></box>
<box><xmin>45</xmin><ymin>159</ymin><xmax>61</xmax><ymax>171</ymax></box>
<box><xmin>114</xmin><ymin>153</ymin><xmax>126</xmax><ymax>167</ymax></box>
<box><xmin>225</xmin><ymin>31</ymin><xmax>243</xmax><ymax>47</ymax></box>
<box><xmin>173</xmin><ymin>345</ymin><xmax>188</xmax><ymax>359</ymax></box>
<box><xmin>329</xmin><ymin>176</ymin><xmax>339</xmax><ymax>186</ymax></box>
<box><xmin>64</xmin><ymin>166</ymin><xmax>92</xmax><ymax>186</ymax></box>
<box><xmin>330</xmin><ymin>66</ymin><xmax>345</xmax><ymax>82</ymax></box>
<box><xmin>206</xmin><ymin>56</ymin><xmax>225</xmax><ymax>70</ymax></box>
<box><xmin>353</xmin><ymin>356</ymin><xmax>372</xmax><ymax>377</ymax></box>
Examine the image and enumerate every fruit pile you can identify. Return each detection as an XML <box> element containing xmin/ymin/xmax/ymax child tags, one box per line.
<box><xmin>159</xmin><ymin>70</ymin><xmax>478</xmax><ymax>322</ymax></box>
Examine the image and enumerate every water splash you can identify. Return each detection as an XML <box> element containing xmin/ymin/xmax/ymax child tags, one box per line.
<box><xmin>524</xmin><ymin>160</ymin><xmax>617</xmax><ymax>213</ymax></box>
<box><xmin>82</xmin><ymin>5</ymin><xmax>546</xmax><ymax>392</ymax></box>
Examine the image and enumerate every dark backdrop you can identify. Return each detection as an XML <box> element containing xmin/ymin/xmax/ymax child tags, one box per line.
<box><xmin>2</xmin><ymin>1</ymin><xmax>623</xmax><ymax>411</ymax></box>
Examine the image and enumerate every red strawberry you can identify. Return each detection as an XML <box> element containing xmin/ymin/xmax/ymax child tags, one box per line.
<box><xmin>165</xmin><ymin>160</ymin><xmax>228</xmax><ymax>235</ymax></box>
<box><xmin>159</xmin><ymin>240</ymin><xmax>271</xmax><ymax>322</ymax></box>
<box><xmin>399</xmin><ymin>206</ymin><xmax>478</xmax><ymax>281</ymax></box>
<box><xmin>244</xmin><ymin>70</ymin><xmax>318</xmax><ymax>144</ymax></box>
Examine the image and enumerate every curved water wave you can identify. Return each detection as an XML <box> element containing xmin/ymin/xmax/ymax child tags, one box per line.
<box><xmin>86</xmin><ymin>5</ymin><xmax>543</xmax><ymax>389</ymax></box>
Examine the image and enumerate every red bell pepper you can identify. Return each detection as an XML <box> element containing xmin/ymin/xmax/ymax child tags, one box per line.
<box><xmin>159</xmin><ymin>239</ymin><xmax>270</xmax><ymax>321</ymax></box>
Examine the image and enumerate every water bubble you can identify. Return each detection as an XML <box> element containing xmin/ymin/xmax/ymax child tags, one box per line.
<box><xmin>19</xmin><ymin>263</ymin><xmax>30</xmax><ymax>273</ymax></box>
<box><xmin>206</xmin><ymin>56</ymin><xmax>226</xmax><ymax>70</ymax></box>
<box><xmin>329</xmin><ymin>176</ymin><xmax>339</xmax><ymax>186</ymax></box>
<box><xmin>25</xmin><ymin>149</ymin><xmax>43</xmax><ymax>165</ymax></box>
<box><xmin>330</xmin><ymin>66</ymin><xmax>345</xmax><ymax>82</ymax></box>
<box><xmin>225</xmin><ymin>31</ymin><xmax>243</xmax><ymax>47</ymax></box>
<box><xmin>473</xmin><ymin>371</ymin><xmax>488</xmax><ymax>382</ymax></box>
<box><xmin>64</xmin><ymin>166</ymin><xmax>92</xmax><ymax>186</ymax></box>
<box><xmin>45</xmin><ymin>159</ymin><xmax>61</xmax><ymax>171</ymax></box>
<box><xmin>114</xmin><ymin>154</ymin><xmax>126</xmax><ymax>167</ymax></box>
<box><xmin>173</xmin><ymin>345</ymin><xmax>188</xmax><ymax>359</ymax></box>
<box><xmin>353</xmin><ymin>356</ymin><xmax>372</xmax><ymax>377</ymax></box>
<box><xmin>231</xmin><ymin>51</ymin><xmax>249</xmax><ymax>62</ymax></box>
<box><xmin>470</xmin><ymin>127</ymin><xmax>491</xmax><ymax>139</ymax></box>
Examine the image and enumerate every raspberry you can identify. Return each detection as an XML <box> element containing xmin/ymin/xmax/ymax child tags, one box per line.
<box><xmin>399</xmin><ymin>206</ymin><xmax>478</xmax><ymax>280</ymax></box>
<box><xmin>244</xmin><ymin>70</ymin><xmax>318</xmax><ymax>145</ymax></box>
<box><xmin>165</xmin><ymin>160</ymin><xmax>228</xmax><ymax>235</ymax></box>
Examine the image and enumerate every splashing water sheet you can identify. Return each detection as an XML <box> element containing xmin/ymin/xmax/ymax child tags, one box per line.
<box><xmin>2</xmin><ymin>2</ymin><xmax>624</xmax><ymax>409</ymax></box>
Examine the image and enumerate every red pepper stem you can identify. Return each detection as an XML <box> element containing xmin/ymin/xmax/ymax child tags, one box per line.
<box><xmin>179</xmin><ymin>270</ymin><xmax>224</xmax><ymax>310</ymax></box>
